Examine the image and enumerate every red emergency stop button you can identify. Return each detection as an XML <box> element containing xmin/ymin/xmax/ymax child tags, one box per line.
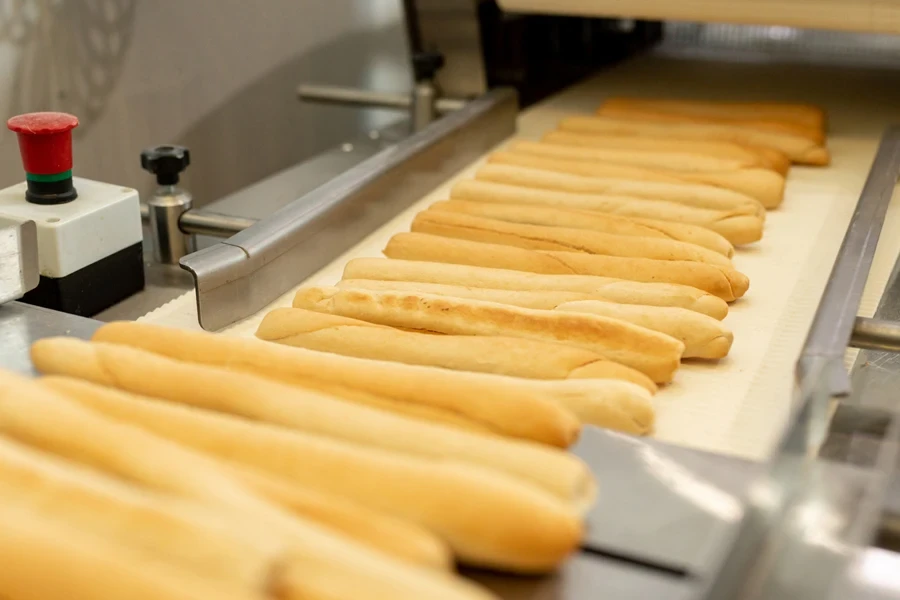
<box><xmin>7</xmin><ymin>112</ymin><xmax>79</xmax><ymax>204</ymax></box>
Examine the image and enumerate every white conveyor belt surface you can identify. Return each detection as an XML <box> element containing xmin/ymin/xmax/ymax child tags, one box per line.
<box><xmin>140</xmin><ymin>55</ymin><xmax>900</xmax><ymax>461</ymax></box>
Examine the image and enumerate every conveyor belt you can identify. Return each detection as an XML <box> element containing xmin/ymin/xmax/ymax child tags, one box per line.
<box><xmin>143</xmin><ymin>54</ymin><xmax>900</xmax><ymax>461</ymax></box>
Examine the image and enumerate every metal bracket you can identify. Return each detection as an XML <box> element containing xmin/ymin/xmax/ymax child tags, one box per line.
<box><xmin>180</xmin><ymin>87</ymin><xmax>518</xmax><ymax>331</ymax></box>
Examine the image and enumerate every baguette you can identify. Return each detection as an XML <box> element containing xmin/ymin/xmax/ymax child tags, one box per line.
<box><xmin>76</xmin><ymin>330</ymin><xmax>580</xmax><ymax>449</ymax></box>
<box><xmin>451</xmin><ymin>179</ymin><xmax>764</xmax><ymax>245</ymax></box>
<box><xmin>413</xmin><ymin>210</ymin><xmax>733</xmax><ymax>267</ymax></box>
<box><xmin>225</xmin><ymin>461</ymin><xmax>453</xmax><ymax>569</ymax></box>
<box><xmin>1</xmin><ymin>371</ymin><xmax>495</xmax><ymax>600</ymax></box>
<box><xmin>50</xmin><ymin>380</ymin><xmax>584</xmax><ymax>573</ymax></box>
<box><xmin>0</xmin><ymin>433</ymin><xmax>282</xmax><ymax>590</ymax></box>
<box><xmin>560</xmin><ymin>114</ymin><xmax>829</xmax><ymax>166</ymax></box>
<box><xmin>555</xmin><ymin>300</ymin><xmax>733</xmax><ymax>359</ymax></box>
<box><xmin>336</xmin><ymin>280</ymin><xmax>730</xmax><ymax>359</ymax></box>
<box><xmin>40</xmin><ymin>377</ymin><xmax>451</xmax><ymax>571</ymax></box>
<box><xmin>294</xmin><ymin>286</ymin><xmax>681</xmax><ymax>385</ymax></box>
<box><xmin>342</xmin><ymin>258</ymin><xmax>729</xmax><ymax>319</ymax></box>
<box><xmin>506</xmin><ymin>141</ymin><xmax>785</xmax><ymax>207</ymax></box>
<box><xmin>432</xmin><ymin>197</ymin><xmax>734</xmax><ymax>258</ymax></box>
<box><xmin>598</xmin><ymin>97</ymin><xmax>826</xmax><ymax>132</ymax></box>
<box><xmin>0</xmin><ymin>502</ymin><xmax>265</xmax><ymax>600</ymax></box>
<box><xmin>40</xmin><ymin>338</ymin><xmax>596</xmax><ymax>510</ymax></box>
<box><xmin>542</xmin><ymin>130</ymin><xmax>791</xmax><ymax>174</ymax></box>
<box><xmin>258</xmin><ymin>307</ymin><xmax>656</xmax><ymax>392</ymax></box>
<box><xmin>476</xmin><ymin>162</ymin><xmax>760</xmax><ymax>237</ymax></box>
<box><xmin>385</xmin><ymin>233</ymin><xmax>749</xmax><ymax>302</ymax></box>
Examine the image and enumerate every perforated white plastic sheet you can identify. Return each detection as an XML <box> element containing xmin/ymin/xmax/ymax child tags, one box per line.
<box><xmin>141</xmin><ymin>56</ymin><xmax>900</xmax><ymax>461</ymax></box>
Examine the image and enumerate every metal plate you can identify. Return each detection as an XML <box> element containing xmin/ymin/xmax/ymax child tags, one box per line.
<box><xmin>0</xmin><ymin>302</ymin><xmax>100</xmax><ymax>375</ymax></box>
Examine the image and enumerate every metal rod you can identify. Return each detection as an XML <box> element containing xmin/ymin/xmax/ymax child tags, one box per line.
<box><xmin>797</xmin><ymin>126</ymin><xmax>900</xmax><ymax>396</ymax></box>
<box><xmin>297</xmin><ymin>84</ymin><xmax>410</xmax><ymax>110</ymax></box>
<box><xmin>140</xmin><ymin>205</ymin><xmax>256</xmax><ymax>239</ymax></box>
<box><xmin>179</xmin><ymin>210</ymin><xmax>256</xmax><ymax>237</ymax></box>
<box><xmin>850</xmin><ymin>316</ymin><xmax>900</xmax><ymax>352</ymax></box>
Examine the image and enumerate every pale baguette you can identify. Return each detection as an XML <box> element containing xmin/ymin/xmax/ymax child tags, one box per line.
<box><xmin>451</xmin><ymin>179</ymin><xmax>763</xmax><ymax>245</ymax></box>
<box><xmin>2</xmin><ymin>370</ymin><xmax>494</xmax><ymax>600</ymax></box>
<box><xmin>432</xmin><ymin>197</ymin><xmax>734</xmax><ymax>258</ymax></box>
<box><xmin>40</xmin><ymin>376</ymin><xmax>450</xmax><ymax>572</ymax></box>
<box><xmin>555</xmin><ymin>300</ymin><xmax>733</xmax><ymax>359</ymax></box>
<box><xmin>342</xmin><ymin>258</ymin><xmax>728</xmax><ymax>319</ymax></box>
<box><xmin>542</xmin><ymin>130</ymin><xmax>791</xmax><ymax>174</ymax></box>
<box><xmin>0</xmin><ymin>433</ymin><xmax>282</xmax><ymax>590</ymax></box>
<box><xmin>225</xmin><ymin>461</ymin><xmax>452</xmax><ymax>569</ymax></box>
<box><xmin>0</xmin><ymin>502</ymin><xmax>265</xmax><ymax>600</ymax></box>
<box><xmin>476</xmin><ymin>162</ymin><xmax>763</xmax><ymax>236</ymax></box>
<box><xmin>294</xmin><ymin>286</ymin><xmax>681</xmax><ymax>385</ymax></box>
<box><xmin>335</xmin><ymin>280</ymin><xmax>731</xmax><ymax>359</ymax></box>
<box><xmin>414</xmin><ymin>209</ymin><xmax>733</xmax><ymax>267</ymax></box>
<box><xmin>42</xmin><ymin>336</ymin><xmax>596</xmax><ymax>510</ymax></box>
<box><xmin>507</xmin><ymin>141</ymin><xmax>785</xmax><ymax>207</ymax></box>
<box><xmin>50</xmin><ymin>379</ymin><xmax>584</xmax><ymax>573</ymax></box>
<box><xmin>82</xmin><ymin>325</ymin><xmax>581</xmax><ymax>448</ymax></box>
<box><xmin>598</xmin><ymin>97</ymin><xmax>826</xmax><ymax>131</ymax></box>
<box><xmin>385</xmin><ymin>233</ymin><xmax>749</xmax><ymax>302</ymax></box>
<box><xmin>560</xmin><ymin>115</ymin><xmax>828</xmax><ymax>166</ymax></box>
<box><xmin>258</xmin><ymin>306</ymin><xmax>656</xmax><ymax>392</ymax></box>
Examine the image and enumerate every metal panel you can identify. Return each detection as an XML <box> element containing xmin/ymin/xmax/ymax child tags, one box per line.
<box><xmin>412</xmin><ymin>0</ymin><xmax>488</xmax><ymax>98</ymax></box>
<box><xmin>0</xmin><ymin>302</ymin><xmax>100</xmax><ymax>374</ymax></box>
<box><xmin>180</xmin><ymin>88</ymin><xmax>517</xmax><ymax>331</ymax></box>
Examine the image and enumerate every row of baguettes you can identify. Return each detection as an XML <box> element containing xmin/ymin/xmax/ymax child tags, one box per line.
<box><xmin>2</xmin><ymin>98</ymin><xmax>828</xmax><ymax>600</ymax></box>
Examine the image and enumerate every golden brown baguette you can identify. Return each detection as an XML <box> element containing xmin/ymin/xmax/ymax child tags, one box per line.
<box><xmin>542</xmin><ymin>130</ymin><xmax>791</xmax><ymax>175</ymax></box>
<box><xmin>432</xmin><ymin>197</ymin><xmax>734</xmax><ymax>258</ymax></box>
<box><xmin>413</xmin><ymin>210</ymin><xmax>733</xmax><ymax>268</ymax></box>
<box><xmin>342</xmin><ymin>258</ymin><xmax>728</xmax><ymax>319</ymax></box>
<box><xmin>385</xmin><ymin>233</ymin><xmax>749</xmax><ymax>302</ymax></box>
<box><xmin>475</xmin><ymin>162</ymin><xmax>761</xmax><ymax>233</ymax></box>
<box><xmin>78</xmin><ymin>329</ymin><xmax>580</xmax><ymax>448</ymax></box>
<box><xmin>598</xmin><ymin>97</ymin><xmax>826</xmax><ymax>131</ymax></box>
<box><xmin>0</xmin><ymin>370</ymin><xmax>495</xmax><ymax>600</ymax></box>
<box><xmin>506</xmin><ymin>140</ymin><xmax>785</xmax><ymax>207</ymax></box>
<box><xmin>555</xmin><ymin>300</ymin><xmax>733</xmax><ymax>359</ymax></box>
<box><xmin>293</xmin><ymin>286</ymin><xmax>681</xmax><ymax>385</ymax></box>
<box><xmin>258</xmin><ymin>307</ymin><xmax>656</xmax><ymax>392</ymax></box>
<box><xmin>0</xmin><ymin>501</ymin><xmax>266</xmax><ymax>600</ymax></box>
<box><xmin>560</xmin><ymin>114</ymin><xmax>829</xmax><ymax>166</ymax></box>
<box><xmin>40</xmin><ymin>342</ymin><xmax>595</xmax><ymax>511</ymax></box>
<box><xmin>49</xmin><ymin>379</ymin><xmax>584</xmax><ymax>573</ymax></box>
<box><xmin>335</xmin><ymin>281</ymin><xmax>731</xmax><ymax>359</ymax></box>
<box><xmin>225</xmin><ymin>461</ymin><xmax>453</xmax><ymax>569</ymax></box>
<box><xmin>0</xmin><ymin>433</ymin><xmax>283</xmax><ymax>591</ymax></box>
<box><xmin>451</xmin><ymin>179</ymin><xmax>764</xmax><ymax>245</ymax></box>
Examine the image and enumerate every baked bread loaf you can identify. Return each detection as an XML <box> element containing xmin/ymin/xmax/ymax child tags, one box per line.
<box><xmin>450</xmin><ymin>179</ymin><xmax>764</xmax><ymax>245</ymax></box>
<box><xmin>505</xmin><ymin>140</ymin><xmax>785</xmax><ymax>207</ymax></box>
<box><xmin>83</xmin><ymin>325</ymin><xmax>582</xmax><ymax>447</ymax></box>
<box><xmin>431</xmin><ymin>197</ymin><xmax>734</xmax><ymax>258</ymax></box>
<box><xmin>41</xmin><ymin>338</ymin><xmax>596</xmax><ymax>511</ymax></box>
<box><xmin>597</xmin><ymin>97</ymin><xmax>826</xmax><ymax>132</ymax></box>
<box><xmin>49</xmin><ymin>379</ymin><xmax>584</xmax><ymax>573</ymax></box>
<box><xmin>542</xmin><ymin>130</ymin><xmax>791</xmax><ymax>174</ymax></box>
<box><xmin>1</xmin><ymin>370</ymin><xmax>496</xmax><ymax>600</ymax></box>
<box><xmin>257</xmin><ymin>307</ymin><xmax>656</xmax><ymax>392</ymax></box>
<box><xmin>411</xmin><ymin>210</ymin><xmax>733</xmax><ymax>267</ymax></box>
<box><xmin>475</xmin><ymin>162</ymin><xmax>761</xmax><ymax>236</ymax></box>
<box><xmin>342</xmin><ymin>258</ymin><xmax>729</xmax><ymax>319</ymax></box>
<box><xmin>555</xmin><ymin>300</ymin><xmax>733</xmax><ymax>359</ymax></box>
<box><xmin>293</xmin><ymin>286</ymin><xmax>682</xmax><ymax>385</ymax></box>
<box><xmin>560</xmin><ymin>114</ymin><xmax>828</xmax><ymax>166</ymax></box>
<box><xmin>384</xmin><ymin>233</ymin><xmax>750</xmax><ymax>302</ymax></box>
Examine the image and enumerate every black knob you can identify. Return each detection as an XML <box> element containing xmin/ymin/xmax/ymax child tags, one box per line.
<box><xmin>412</xmin><ymin>51</ymin><xmax>445</xmax><ymax>82</ymax></box>
<box><xmin>141</xmin><ymin>145</ymin><xmax>190</xmax><ymax>185</ymax></box>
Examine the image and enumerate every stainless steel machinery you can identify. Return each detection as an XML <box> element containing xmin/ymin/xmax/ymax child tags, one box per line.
<box><xmin>3</xmin><ymin>2</ymin><xmax>900</xmax><ymax>599</ymax></box>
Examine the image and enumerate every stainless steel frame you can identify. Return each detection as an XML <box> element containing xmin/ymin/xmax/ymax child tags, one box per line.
<box><xmin>180</xmin><ymin>87</ymin><xmax>518</xmax><ymax>331</ymax></box>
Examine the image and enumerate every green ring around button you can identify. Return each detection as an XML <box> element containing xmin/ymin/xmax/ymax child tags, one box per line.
<box><xmin>26</xmin><ymin>170</ymin><xmax>72</xmax><ymax>183</ymax></box>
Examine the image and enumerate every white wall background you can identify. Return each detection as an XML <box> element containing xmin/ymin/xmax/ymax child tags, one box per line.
<box><xmin>0</xmin><ymin>0</ymin><xmax>411</xmax><ymax>205</ymax></box>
